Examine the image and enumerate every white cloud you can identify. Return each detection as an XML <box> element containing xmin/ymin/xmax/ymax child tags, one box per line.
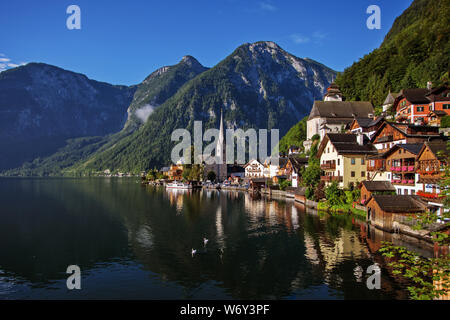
<box><xmin>290</xmin><ymin>31</ymin><xmax>327</xmax><ymax>45</ymax></box>
<box><xmin>135</xmin><ymin>104</ymin><xmax>156</xmax><ymax>123</ymax></box>
<box><xmin>259</xmin><ymin>2</ymin><xmax>277</xmax><ymax>12</ymax></box>
<box><xmin>290</xmin><ymin>34</ymin><xmax>310</xmax><ymax>44</ymax></box>
<box><xmin>0</xmin><ymin>54</ymin><xmax>27</xmax><ymax>72</ymax></box>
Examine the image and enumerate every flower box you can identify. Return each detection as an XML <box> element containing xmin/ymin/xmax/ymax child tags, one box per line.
<box><xmin>408</xmin><ymin>166</ymin><xmax>415</xmax><ymax>171</ymax></box>
<box><xmin>402</xmin><ymin>166</ymin><xmax>407</xmax><ymax>172</ymax></box>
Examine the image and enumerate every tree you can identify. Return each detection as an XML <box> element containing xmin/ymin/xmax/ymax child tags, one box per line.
<box><xmin>325</xmin><ymin>181</ymin><xmax>345</xmax><ymax>206</ymax></box>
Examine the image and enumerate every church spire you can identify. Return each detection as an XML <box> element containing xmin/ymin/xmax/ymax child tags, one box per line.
<box><xmin>217</xmin><ymin>109</ymin><xmax>224</xmax><ymax>160</ymax></box>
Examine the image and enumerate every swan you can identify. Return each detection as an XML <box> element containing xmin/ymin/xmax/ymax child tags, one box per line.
<box><xmin>203</xmin><ymin>238</ymin><xmax>209</xmax><ymax>247</ymax></box>
<box><xmin>191</xmin><ymin>248</ymin><xmax>197</xmax><ymax>257</ymax></box>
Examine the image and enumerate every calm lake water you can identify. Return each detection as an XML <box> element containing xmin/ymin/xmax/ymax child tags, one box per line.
<box><xmin>0</xmin><ymin>178</ymin><xmax>432</xmax><ymax>300</ymax></box>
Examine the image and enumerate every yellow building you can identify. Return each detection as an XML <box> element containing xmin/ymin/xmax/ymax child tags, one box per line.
<box><xmin>317</xmin><ymin>133</ymin><xmax>378</xmax><ymax>188</ymax></box>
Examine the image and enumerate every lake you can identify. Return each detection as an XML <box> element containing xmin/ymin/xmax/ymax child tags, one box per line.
<box><xmin>0</xmin><ymin>178</ymin><xmax>430</xmax><ymax>299</ymax></box>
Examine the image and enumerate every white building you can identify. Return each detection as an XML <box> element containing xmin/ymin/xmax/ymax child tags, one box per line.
<box><xmin>244</xmin><ymin>159</ymin><xmax>265</xmax><ymax>178</ymax></box>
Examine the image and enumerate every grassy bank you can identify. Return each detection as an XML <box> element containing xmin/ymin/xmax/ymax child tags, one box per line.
<box><xmin>317</xmin><ymin>201</ymin><xmax>366</xmax><ymax>219</ymax></box>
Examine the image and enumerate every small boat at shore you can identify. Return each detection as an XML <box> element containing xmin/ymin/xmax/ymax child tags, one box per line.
<box><xmin>166</xmin><ymin>182</ymin><xmax>193</xmax><ymax>189</ymax></box>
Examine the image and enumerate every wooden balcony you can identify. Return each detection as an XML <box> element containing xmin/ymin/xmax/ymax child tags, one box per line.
<box><xmin>321</xmin><ymin>176</ymin><xmax>343</xmax><ymax>182</ymax></box>
<box><xmin>320</xmin><ymin>163</ymin><xmax>336</xmax><ymax>170</ymax></box>
<box><xmin>367</xmin><ymin>164</ymin><xmax>385</xmax><ymax>171</ymax></box>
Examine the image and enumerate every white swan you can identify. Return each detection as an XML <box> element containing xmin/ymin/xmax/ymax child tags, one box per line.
<box><xmin>203</xmin><ymin>238</ymin><xmax>209</xmax><ymax>247</ymax></box>
<box><xmin>191</xmin><ymin>248</ymin><xmax>197</xmax><ymax>257</ymax></box>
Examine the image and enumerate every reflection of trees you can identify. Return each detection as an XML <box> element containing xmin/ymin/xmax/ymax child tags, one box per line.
<box><xmin>0</xmin><ymin>178</ymin><xmax>425</xmax><ymax>299</ymax></box>
<box><xmin>0</xmin><ymin>178</ymin><xmax>129</xmax><ymax>284</ymax></box>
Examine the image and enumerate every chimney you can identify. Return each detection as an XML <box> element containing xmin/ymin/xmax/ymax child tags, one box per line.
<box><xmin>427</xmin><ymin>81</ymin><xmax>432</xmax><ymax>90</ymax></box>
<box><xmin>356</xmin><ymin>132</ymin><xmax>364</xmax><ymax>146</ymax></box>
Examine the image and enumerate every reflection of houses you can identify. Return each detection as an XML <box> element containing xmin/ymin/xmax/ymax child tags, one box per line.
<box><xmin>416</xmin><ymin>141</ymin><xmax>449</xmax><ymax>215</ymax></box>
<box><xmin>383</xmin><ymin>144</ymin><xmax>423</xmax><ymax>195</ymax></box>
<box><xmin>304</xmin><ymin>83</ymin><xmax>374</xmax><ymax>151</ymax></box>
<box><xmin>360</xmin><ymin>181</ymin><xmax>396</xmax><ymax>205</ymax></box>
<box><xmin>317</xmin><ymin>133</ymin><xmax>377</xmax><ymax>188</ymax></box>
<box><xmin>366</xmin><ymin>195</ymin><xmax>427</xmax><ymax>232</ymax></box>
<box><xmin>244</xmin><ymin>159</ymin><xmax>265</xmax><ymax>178</ymax></box>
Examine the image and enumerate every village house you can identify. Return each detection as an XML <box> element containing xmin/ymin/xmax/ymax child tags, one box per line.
<box><xmin>366</xmin><ymin>195</ymin><xmax>427</xmax><ymax>232</ymax></box>
<box><xmin>286</xmin><ymin>155</ymin><xmax>309</xmax><ymax>188</ymax></box>
<box><xmin>348</xmin><ymin>116</ymin><xmax>385</xmax><ymax>139</ymax></box>
<box><xmin>416</xmin><ymin>140</ymin><xmax>449</xmax><ymax>215</ymax></box>
<box><xmin>366</xmin><ymin>121</ymin><xmax>441</xmax><ymax>181</ymax></box>
<box><xmin>393</xmin><ymin>83</ymin><xmax>450</xmax><ymax>125</ymax></box>
<box><xmin>168</xmin><ymin>164</ymin><xmax>183</xmax><ymax>180</ymax></box>
<box><xmin>244</xmin><ymin>159</ymin><xmax>265</xmax><ymax>178</ymax></box>
<box><xmin>304</xmin><ymin>83</ymin><xmax>374</xmax><ymax>151</ymax></box>
<box><xmin>360</xmin><ymin>180</ymin><xmax>396</xmax><ymax>205</ymax></box>
<box><xmin>369</xmin><ymin>121</ymin><xmax>441</xmax><ymax>153</ymax></box>
<box><xmin>288</xmin><ymin>145</ymin><xmax>302</xmax><ymax>155</ymax></box>
<box><xmin>383</xmin><ymin>143</ymin><xmax>423</xmax><ymax>196</ymax></box>
<box><xmin>382</xmin><ymin>91</ymin><xmax>399</xmax><ymax>116</ymax></box>
<box><xmin>317</xmin><ymin>133</ymin><xmax>378</xmax><ymax>188</ymax></box>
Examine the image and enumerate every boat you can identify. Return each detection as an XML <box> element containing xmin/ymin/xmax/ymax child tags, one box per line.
<box><xmin>166</xmin><ymin>181</ymin><xmax>193</xmax><ymax>189</ymax></box>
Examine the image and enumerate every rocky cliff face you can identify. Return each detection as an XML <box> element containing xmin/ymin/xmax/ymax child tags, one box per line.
<box><xmin>124</xmin><ymin>55</ymin><xmax>208</xmax><ymax>130</ymax></box>
<box><xmin>0</xmin><ymin>63</ymin><xmax>136</xmax><ymax>169</ymax></box>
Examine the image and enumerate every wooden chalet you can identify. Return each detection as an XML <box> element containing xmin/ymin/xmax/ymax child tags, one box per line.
<box><xmin>370</xmin><ymin>121</ymin><xmax>440</xmax><ymax>153</ymax></box>
<box><xmin>416</xmin><ymin>140</ymin><xmax>449</xmax><ymax>214</ymax></box>
<box><xmin>360</xmin><ymin>181</ymin><xmax>396</xmax><ymax>205</ymax></box>
<box><xmin>366</xmin><ymin>195</ymin><xmax>427</xmax><ymax>232</ymax></box>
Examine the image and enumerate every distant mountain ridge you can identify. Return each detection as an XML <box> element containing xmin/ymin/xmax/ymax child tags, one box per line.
<box><xmin>71</xmin><ymin>41</ymin><xmax>336</xmax><ymax>174</ymax></box>
<box><xmin>0</xmin><ymin>63</ymin><xmax>136</xmax><ymax>170</ymax></box>
<box><xmin>1</xmin><ymin>41</ymin><xmax>336</xmax><ymax>175</ymax></box>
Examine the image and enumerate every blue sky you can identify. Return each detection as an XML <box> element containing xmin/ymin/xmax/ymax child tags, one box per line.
<box><xmin>0</xmin><ymin>0</ymin><xmax>413</xmax><ymax>85</ymax></box>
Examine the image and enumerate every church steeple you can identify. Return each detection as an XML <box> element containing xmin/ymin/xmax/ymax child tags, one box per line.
<box><xmin>216</xmin><ymin>109</ymin><xmax>224</xmax><ymax>160</ymax></box>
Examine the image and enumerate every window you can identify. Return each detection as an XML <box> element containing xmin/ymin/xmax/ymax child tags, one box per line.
<box><xmin>327</xmin><ymin>147</ymin><xmax>329</xmax><ymax>153</ymax></box>
<box><xmin>417</xmin><ymin>106</ymin><xmax>424</xmax><ymax>112</ymax></box>
<box><xmin>351</xmin><ymin>158</ymin><xmax>355</xmax><ymax>165</ymax></box>
<box><xmin>361</xmin><ymin>171</ymin><xmax>365</xmax><ymax>177</ymax></box>
<box><xmin>444</xmin><ymin>104</ymin><xmax>450</xmax><ymax>110</ymax></box>
<box><xmin>338</xmin><ymin>159</ymin><xmax>340</xmax><ymax>166</ymax></box>
<box><xmin>351</xmin><ymin>171</ymin><xmax>355</xmax><ymax>177</ymax></box>
<box><xmin>361</xmin><ymin>158</ymin><xmax>365</xmax><ymax>165</ymax></box>
<box><xmin>404</xmin><ymin>189</ymin><xmax>408</xmax><ymax>195</ymax></box>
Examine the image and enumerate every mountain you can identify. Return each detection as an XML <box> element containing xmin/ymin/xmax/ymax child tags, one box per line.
<box><xmin>0</xmin><ymin>63</ymin><xmax>136</xmax><ymax>170</ymax></box>
<box><xmin>124</xmin><ymin>55</ymin><xmax>208</xmax><ymax>130</ymax></box>
<box><xmin>72</xmin><ymin>41</ymin><xmax>336</xmax><ymax>173</ymax></box>
<box><xmin>336</xmin><ymin>0</ymin><xmax>450</xmax><ymax>106</ymax></box>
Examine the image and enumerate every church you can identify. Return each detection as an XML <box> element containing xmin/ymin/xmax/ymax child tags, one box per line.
<box><xmin>203</xmin><ymin>110</ymin><xmax>228</xmax><ymax>182</ymax></box>
<box><xmin>303</xmin><ymin>83</ymin><xmax>374</xmax><ymax>151</ymax></box>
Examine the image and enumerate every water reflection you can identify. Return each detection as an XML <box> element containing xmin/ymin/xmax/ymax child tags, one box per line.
<box><xmin>0</xmin><ymin>178</ymin><xmax>431</xmax><ymax>299</ymax></box>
